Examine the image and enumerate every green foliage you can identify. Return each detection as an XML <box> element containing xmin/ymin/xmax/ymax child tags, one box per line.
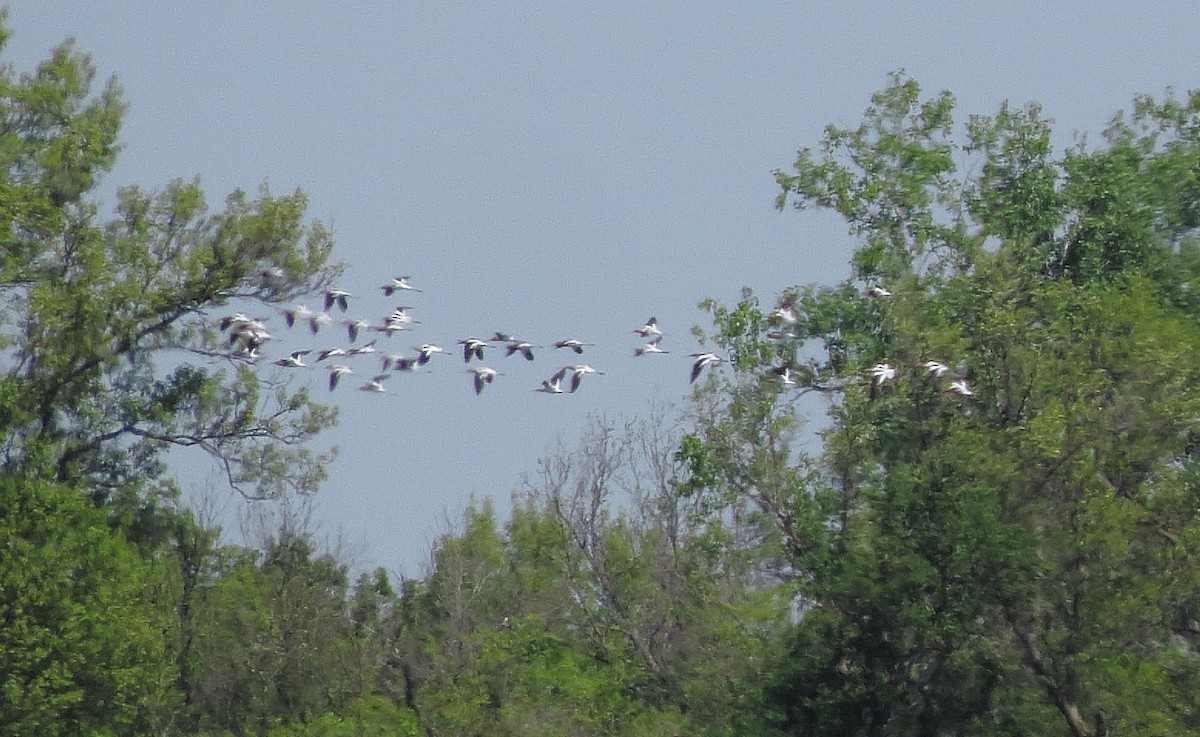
<box><xmin>262</xmin><ymin>696</ymin><xmax>420</xmax><ymax>737</ymax></box>
<box><xmin>0</xmin><ymin>26</ymin><xmax>340</xmax><ymax>503</ymax></box>
<box><xmin>775</xmin><ymin>71</ymin><xmax>966</xmax><ymax>281</ymax></box>
<box><xmin>182</xmin><ymin>531</ymin><xmax>359</xmax><ymax>735</ymax></box>
<box><xmin>0</xmin><ymin>19</ymin><xmax>345</xmax><ymax>737</ymax></box>
<box><xmin>0</xmin><ymin>477</ymin><xmax>174</xmax><ymax>737</ymax></box>
<box><xmin>691</xmin><ymin>73</ymin><xmax>1200</xmax><ymax>735</ymax></box>
<box><xmin>387</xmin><ymin>418</ymin><xmax>791</xmax><ymax>737</ymax></box>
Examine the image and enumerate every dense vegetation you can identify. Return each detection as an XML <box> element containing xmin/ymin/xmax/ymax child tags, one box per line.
<box><xmin>3</xmin><ymin>22</ymin><xmax>1199</xmax><ymax>737</ymax></box>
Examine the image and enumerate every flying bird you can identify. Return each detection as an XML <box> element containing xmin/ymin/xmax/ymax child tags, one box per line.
<box><xmin>282</xmin><ymin>305</ymin><xmax>315</xmax><ymax>329</ymax></box>
<box><xmin>415</xmin><ymin>343</ymin><xmax>446</xmax><ymax>366</ymax></box>
<box><xmin>324</xmin><ymin>289</ymin><xmax>352</xmax><ymax>312</ymax></box>
<box><xmin>328</xmin><ymin>364</ymin><xmax>355</xmax><ymax>391</ymax></box>
<box><xmin>390</xmin><ymin>306</ymin><xmax>418</xmax><ymax>322</ymax></box>
<box><xmin>347</xmin><ymin>339</ymin><xmax>378</xmax><ymax>357</ymax></box>
<box><xmin>381</xmin><ymin>276</ymin><xmax>421</xmax><ymax>296</ymax></box>
<box><xmin>219</xmin><ymin>312</ymin><xmax>253</xmax><ymax>332</ymax></box>
<box><xmin>922</xmin><ymin>360</ymin><xmax>950</xmax><ymax>378</ymax></box>
<box><xmin>552</xmin><ymin>364</ymin><xmax>605</xmax><ymax>393</ymax></box>
<box><xmin>870</xmin><ymin>362</ymin><xmax>897</xmax><ymax>383</ymax></box>
<box><xmin>865</xmin><ymin>284</ymin><xmax>893</xmax><ymax>299</ymax></box>
<box><xmin>869</xmin><ymin>362</ymin><xmax>897</xmax><ymax>399</ymax></box>
<box><xmin>226</xmin><ymin>317</ymin><xmax>271</xmax><ymax>358</ymax></box>
<box><xmin>233</xmin><ymin>336</ymin><xmax>267</xmax><ymax>360</ymax></box>
<box><xmin>468</xmin><ymin>366</ymin><xmax>502</xmax><ymax>395</ymax></box>
<box><xmin>458</xmin><ymin>337</ymin><xmax>489</xmax><ymax>363</ymax></box>
<box><xmin>383</xmin><ymin>354</ymin><xmax>419</xmax><ymax>372</ymax></box>
<box><xmin>273</xmin><ymin>350</ymin><xmax>312</xmax><ymax>368</ymax></box>
<box><xmin>380</xmin><ymin>353</ymin><xmax>405</xmax><ymax>371</ymax></box>
<box><xmin>553</xmin><ymin>339</ymin><xmax>594</xmax><ymax>355</ymax></box>
<box><xmin>373</xmin><ymin>321</ymin><xmax>414</xmax><ymax>336</ymax></box>
<box><xmin>535</xmin><ymin>376</ymin><xmax>565</xmax><ymax>394</ymax></box>
<box><xmin>505</xmin><ymin>340</ymin><xmax>537</xmax><ymax>361</ymax></box>
<box><xmin>374</xmin><ymin>308</ymin><xmax>420</xmax><ymax>335</ymax></box>
<box><xmin>226</xmin><ymin>317</ymin><xmax>270</xmax><ymax>343</ymax></box>
<box><xmin>634</xmin><ymin>316</ymin><xmax>662</xmax><ymax>338</ymax></box>
<box><xmin>689</xmin><ymin>352</ymin><xmax>723</xmax><ymax>383</ymax></box>
<box><xmin>307</xmin><ymin>312</ymin><xmax>333</xmax><ymax>335</ymax></box>
<box><xmin>343</xmin><ymin>318</ymin><xmax>371</xmax><ymax>343</ymax></box>
<box><xmin>316</xmin><ymin>347</ymin><xmax>348</xmax><ymax>363</ymax></box>
<box><xmin>946</xmin><ymin>378</ymin><xmax>974</xmax><ymax>396</ymax></box>
<box><xmin>358</xmin><ymin>374</ymin><xmax>391</xmax><ymax>393</ymax></box>
<box><xmin>634</xmin><ymin>337</ymin><xmax>669</xmax><ymax>356</ymax></box>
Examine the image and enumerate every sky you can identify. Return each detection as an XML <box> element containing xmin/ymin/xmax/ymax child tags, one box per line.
<box><xmin>8</xmin><ymin>2</ymin><xmax>1200</xmax><ymax>575</ymax></box>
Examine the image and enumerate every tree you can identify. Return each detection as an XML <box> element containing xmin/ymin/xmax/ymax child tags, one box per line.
<box><xmin>0</xmin><ymin>18</ymin><xmax>343</xmax><ymax>736</ymax></box>
<box><xmin>388</xmin><ymin>416</ymin><xmax>790</xmax><ymax>737</ymax></box>
<box><xmin>525</xmin><ymin>414</ymin><xmax>787</xmax><ymax>734</ymax></box>
<box><xmin>683</xmin><ymin>73</ymin><xmax>1200</xmax><ymax>735</ymax></box>
<box><xmin>0</xmin><ymin>477</ymin><xmax>175</xmax><ymax>737</ymax></box>
<box><xmin>0</xmin><ymin>20</ymin><xmax>339</xmax><ymax>505</ymax></box>
<box><xmin>184</xmin><ymin>526</ymin><xmax>360</xmax><ymax>734</ymax></box>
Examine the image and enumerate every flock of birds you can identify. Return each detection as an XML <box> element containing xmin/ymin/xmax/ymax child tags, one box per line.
<box><xmin>216</xmin><ymin>277</ymin><xmax>973</xmax><ymax>402</ymax></box>
<box><xmin>764</xmin><ymin>283</ymin><xmax>973</xmax><ymax>400</ymax></box>
<box><xmin>869</xmin><ymin>359</ymin><xmax>973</xmax><ymax>399</ymax></box>
<box><xmin>215</xmin><ymin>275</ymin><xmax>728</xmax><ymax>398</ymax></box>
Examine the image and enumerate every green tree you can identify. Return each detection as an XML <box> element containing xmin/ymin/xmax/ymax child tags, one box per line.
<box><xmin>0</xmin><ymin>477</ymin><xmax>175</xmax><ymax>737</ymax></box>
<box><xmin>185</xmin><ymin>526</ymin><xmax>362</xmax><ymax>734</ymax></box>
<box><xmin>390</xmin><ymin>417</ymin><xmax>789</xmax><ymax>737</ymax></box>
<box><xmin>684</xmin><ymin>74</ymin><xmax>1200</xmax><ymax>735</ymax></box>
<box><xmin>0</xmin><ymin>19</ymin><xmax>343</xmax><ymax>736</ymax></box>
<box><xmin>0</xmin><ymin>22</ymin><xmax>339</xmax><ymax>505</ymax></box>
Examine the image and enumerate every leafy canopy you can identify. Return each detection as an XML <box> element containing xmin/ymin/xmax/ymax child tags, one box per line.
<box><xmin>685</xmin><ymin>72</ymin><xmax>1200</xmax><ymax>736</ymax></box>
<box><xmin>0</xmin><ymin>16</ymin><xmax>341</xmax><ymax>505</ymax></box>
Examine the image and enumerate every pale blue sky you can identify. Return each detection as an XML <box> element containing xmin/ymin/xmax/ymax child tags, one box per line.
<box><xmin>10</xmin><ymin>3</ymin><xmax>1200</xmax><ymax>574</ymax></box>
